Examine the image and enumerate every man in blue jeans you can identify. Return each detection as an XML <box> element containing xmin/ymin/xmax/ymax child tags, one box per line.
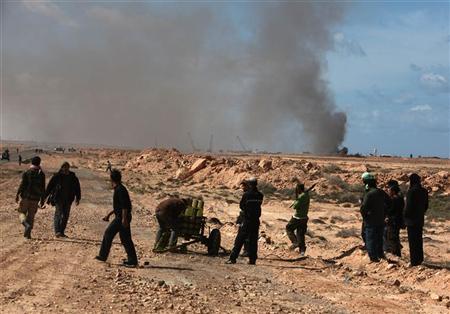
<box><xmin>44</xmin><ymin>162</ymin><xmax>81</xmax><ymax>237</ymax></box>
<box><xmin>360</xmin><ymin>172</ymin><xmax>387</xmax><ymax>262</ymax></box>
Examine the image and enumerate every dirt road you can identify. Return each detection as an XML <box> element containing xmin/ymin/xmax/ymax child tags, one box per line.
<box><xmin>1</xmin><ymin>153</ymin><xmax>449</xmax><ymax>313</ymax></box>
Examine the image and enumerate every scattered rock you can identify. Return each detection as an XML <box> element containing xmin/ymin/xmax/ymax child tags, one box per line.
<box><xmin>430</xmin><ymin>294</ymin><xmax>442</xmax><ymax>302</ymax></box>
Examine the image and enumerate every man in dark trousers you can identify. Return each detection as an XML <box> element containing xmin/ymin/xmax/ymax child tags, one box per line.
<box><xmin>227</xmin><ymin>177</ymin><xmax>263</xmax><ymax>265</ymax></box>
<box><xmin>95</xmin><ymin>169</ymin><xmax>138</xmax><ymax>267</ymax></box>
<box><xmin>44</xmin><ymin>162</ymin><xmax>81</xmax><ymax>237</ymax></box>
<box><xmin>153</xmin><ymin>197</ymin><xmax>192</xmax><ymax>252</ymax></box>
<box><xmin>286</xmin><ymin>183</ymin><xmax>310</xmax><ymax>256</ymax></box>
<box><xmin>18</xmin><ymin>154</ymin><xmax>22</xmax><ymax>166</ymax></box>
<box><xmin>404</xmin><ymin>173</ymin><xmax>428</xmax><ymax>266</ymax></box>
<box><xmin>384</xmin><ymin>180</ymin><xmax>405</xmax><ymax>257</ymax></box>
<box><xmin>360</xmin><ymin>172</ymin><xmax>386</xmax><ymax>262</ymax></box>
<box><xmin>15</xmin><ymin>156</ymin><xmax>46</xmax><ymax>239</ymax></box>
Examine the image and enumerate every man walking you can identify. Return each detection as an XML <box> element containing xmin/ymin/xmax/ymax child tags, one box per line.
<box><xmin>95</xmin><ymin>169</ymin><xmax>138</xmax><ymax>267</ymax></box>
<box><xmin>404</xmin><ymin>173</ymin><xmax>428</xmax><ymax>266</ymax></box>
<box><xmin>384</xmin><ymin>180</ymin><xmax>404</xmax><ymax>257</ymax></box>
<box><xmin>44</xmin><ymin>162</ymin><xmax>81</xmax><ymax>237</ymax></box>
<box><xmin>15</xmin><ymin>156</ymin><xmax>46</xmax><ymax>239</ymax></box>
<box><xmin>106</xmin><ymin>160</ymin><xmax>112</xmax><ymax>173</ymax></box>
<box><xmin>286</xmin><ymin>183</ymin><xmax>310</xmax><ymax>256</ymax></box>
<box><xmin>227</xmin><ymin>177</ymin><xmax>263</xmax><ymax>265</ymax></box>
<box><xmin>360</xmin><ymin>172</ymin><xmax>386</xmax><ymax>262</ymax></box>
<box><xmin>153</xmin><ymin>197</ymin><xmax>192</xmax><ymax>252</ymax></box>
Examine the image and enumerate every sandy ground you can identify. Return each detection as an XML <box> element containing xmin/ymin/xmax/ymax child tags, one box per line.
<box><xmin>0</xmin><ymin>148</ymin><xmax>449</xmax><ymax>313</ymax></box>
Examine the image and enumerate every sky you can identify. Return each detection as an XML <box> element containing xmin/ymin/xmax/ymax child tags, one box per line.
<box><xmin>1</xmin><ymin>1</ymin><xmax>449</xmax><ymax>157</ymax></box>
<box><xmin>327</xmin><ymin>2</ymin><xmax>449</xmax><ymax>157</ymax></box>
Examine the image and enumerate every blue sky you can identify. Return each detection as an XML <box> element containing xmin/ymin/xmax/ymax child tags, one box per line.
<box><xmin>2</xmin><ymin>1</ymin><xmax>449</xmax><ymax>157</ymax></box>
<box><xmin>327</xmin><ymin>2</ymin><xmax>449</xmax><ymax>157</ymax></box>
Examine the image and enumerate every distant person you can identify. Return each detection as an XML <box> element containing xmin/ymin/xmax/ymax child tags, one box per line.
<box><xmin>235</xmin><ymin>183</ymin><xmax>250</xmax><ymax>257</ymax></box>
<box><xmin>360</xmin><ymin>172</ymin><xmax>386</xmax><ymax>262</ymax></box>
<box><xmin>153</xmin><ymin>197</ymin><xmax>192</xmax><ymax>252</ymax></box>
<box><xmin>96</xmin><ymin>169</ymin><xmax>138</xmax><ymax>267</ymax></box>
<box><xmin>15</xmin><ymin>156</ymin><xmax>46</xmax><ymax>239</ymax></box>
<box><xmin>18</xmin><ymin>154</ymin><xmax>22</xmax><ymax>166</ymax></box>
<box><xmin>404</xmin><ymin>173</ymin><xmax>428</xmax><ymax>266</ymax></box>
<box><xmin>286</xmin><ymin>183</ymin><xmax>310</xmax><ymax>256</ymax></box>
<box><xmin>227</xmin><ymin>177</ymin><xmax>263</xmax><ymax>265</ymax></box>
<box><xmin>44</xmin><ymin>162</ymin><xmax>81</xmax><ymax>238</ymax></box>
<box><xmin>384</xmin><ymin>180</ymin><xmax>405</xmax><ymax>257</ymax></box>
<box><xmin>106</xmin><ymin>160</ymin><xmax>112</xmax><ymax>173</ymax></box>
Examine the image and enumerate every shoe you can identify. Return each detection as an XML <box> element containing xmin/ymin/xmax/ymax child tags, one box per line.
<box><xmin>300</xmin><ymin>251</ymin><xmax>306</xmax><ymax>257</ymax></box>
<box><xmin>60</xmin><ymin>233</ymin><xmax>67</xmax><ymax>238</ymax></box>
<box><xmin>225</xmin><ymin>259</ymin><xmax>236</xmax><ymax>264</ymax></box>
<box><xmin>95</xmin><ymin>256</ymin><xmax>107</xmax><ymax>262</ymax></box>
<box><xmin>22</xmin><ymin>222</ymin><xmax>31</xmax><ymax>238</ymax></box>
<box><xmin>123</xmin><ymin>260</ymin><xmax>138</xmax><ymax>268</ymax></box>
<box><xmin>55</xmin><ymin>233</ymin><xmax>63</xmax><ymax>238</ymax></box>
<box><xmin>248</xmin><ymin>260</ymin><xmax>256</xmax><ymax>265</ymax></box>
<box><xmin>369</xmin><ymin>258</ymin><xmax>380</xmax><ymax>263</ymax></box>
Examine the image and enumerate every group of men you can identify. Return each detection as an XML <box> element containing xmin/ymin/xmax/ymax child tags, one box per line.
<box><xmin>15</xmin><ymin>157</ymin><xmax>81</xmax><ymax>239</ymax></box>
<box><xmin>15</xmin><ymin>155</ymin><xmax>429</xmax><ymax>268</ymax></box>
<box><xmin>360</xmin><ymin>172</ymin><xmax>429</xmax><ymax>266</ymax></box>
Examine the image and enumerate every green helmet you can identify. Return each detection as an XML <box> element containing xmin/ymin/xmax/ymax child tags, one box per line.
<box><xmin>361</xmin><ymin>172</ymin><xmax>375</xmax><ymax>181</ymax></box>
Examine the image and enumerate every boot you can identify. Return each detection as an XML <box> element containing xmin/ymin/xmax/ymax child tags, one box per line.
<box><xmin>22</xmin><ymin>221</ymin><xmax>31</xmax><ymax>239</ymax></box>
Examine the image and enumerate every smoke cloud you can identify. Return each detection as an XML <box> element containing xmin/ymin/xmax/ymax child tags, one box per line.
<box><xmin>2</xmin><ymin>2</ymin><xmax>346</xmax><ymax>154</ymax></box>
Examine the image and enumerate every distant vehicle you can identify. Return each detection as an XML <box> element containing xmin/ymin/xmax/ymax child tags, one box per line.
<box><xmin>54</xmin><ymin>147</ymin><xmax>65</xmax><ymax>153</ymax></box>
<box><xmin>1</xmin><ymin>149</ymin><xmax>10</xmax><ymax>161</ymax></box>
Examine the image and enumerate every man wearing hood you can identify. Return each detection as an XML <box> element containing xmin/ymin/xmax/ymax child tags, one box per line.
<box><xmin>44</xmin><ymin>162</ymin><xmax>81</xmax><ymax>237</ymax></box>
<box><xmin>384</xmin><ymin>180</ymin><xmax>405</xmax><ymax>257</ymax></box>
<box><xmin>404</xmin><ymin>173</ymin><xmax>428</xmax><ymax>266</ymax></box>
<box><xmin>15</xmin><ymin>156</ymin><xmax>46</xmax><ymax>239</ymax></box>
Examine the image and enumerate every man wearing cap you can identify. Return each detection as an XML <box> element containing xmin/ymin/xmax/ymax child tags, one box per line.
<box><xmin>44</xmin><ymin>162</ymin><xmax>81</xmax><ymax>238</ymax></box>
<box><xmin>286</xmin><ymin>183</ymin><xmax>310</xmax><ymax>256</ymax></box>
<box><xmin>384</xmin><ymin>180</ymin><xmax>405</xmax><ymax>257</ymax></box>
<box><xmin>360</xmin><ymin>172</ymin><xmax>386</xmax><ymax>262</ymax></box>
<box><xmin>227</xmin><ymin>177</ymin><xmax>263</xmax><ymax>265</ymax></box>
<box><xmin>15</xmin><ymin>156</ymin><xmax>46</xmax><ymax>239</ymax></box>
<box><xmin>404</xmin><ymin>173</ymin><xmax>428</xmax><ymax>266</ymax></box>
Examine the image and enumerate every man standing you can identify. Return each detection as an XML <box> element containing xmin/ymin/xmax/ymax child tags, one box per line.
<box><xmin>44</xmin><ymin>162</ymin><xmax>81</xmax><ymax>238</ymax></box>
<box><xmin>384</xmin><ymin>180</ymin><xmax>404</xmax><ymax>257</ymax></box>
<box><xmin>404</xmin><ymin>173</ymin><xmax>428</xmax><ymax>266</ymax></box>
<box><xmin>153</xmin><ymin>197</ymin><xmax>192</xmax><ymax>252</ymax></box>
<box><xmin>18</xmin><ymin>154</ymin><xmax>22</xmax><ymax>166</ymax></box>
<box><xmin>95</xmin><ymin>169</ymin><xmax>138</xmax><ymax>267</ymax></box>
<box><xmin>360</xmin><ymin>172</ymin><xmax>386</xmax><ymax>262</ymax></box>
<box><xmin>227</xmin><ymin>177</ymin><xmax>263</xmax><ymax>265</ymax></box>
<box><xmin>106</xmin><ymin>160</ymin><xmax>112</xmax><ymax>173</ymax></box>
<box><xmin>15</xmin><ymin>156</ymin><xmax>46</xmax><ymax>239</ymax></box>
<box><xmin>286</xmin><ymin>183</ymin><xmax>310</xmax><ymax>256</ymax></box>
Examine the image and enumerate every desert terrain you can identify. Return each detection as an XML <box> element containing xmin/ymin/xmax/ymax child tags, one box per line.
<box><xmin>1</xmin><ymin>145</ymin><xmax>449</xmax><ymax>313</ymax></box>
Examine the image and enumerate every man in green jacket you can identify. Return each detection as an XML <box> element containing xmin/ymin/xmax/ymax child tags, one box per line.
<box><xmin>286</xmin><ymin>183</ymin><xmax>310</xmax><ymax>256</ymax></box>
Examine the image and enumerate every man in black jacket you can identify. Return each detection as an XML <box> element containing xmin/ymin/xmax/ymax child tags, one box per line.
<box><xmin>384</xmin><ymin>180</ymin><xmax>405</xmax><ymax>257</ymax></box>
<box><xmin>227</xmin><ymin>177</ymin><xmax>263</xmax><ymax>265</ymax></box>
<box><xmin>44</xmin><ymin>162</ymin><xmax>81</xmax><ymax>237</ymax></box>
<box><xmin>96</xmin><ymin>169</ymin><xmax>138</xmax><ymax>267</ymax></box>
<box><xmin>404</xmin><ymin>173</ymin><xmax>428</xmax><ymax>266</ymax></box>
<box><xmin>16</xmin><ymin>156</ymin><xmax>46</xmax><ymax>239</ymax></box>
<box><xmin>360</xmin><ymin>173</ymin><xmax>386</xmax><ymax>262</ymax></box>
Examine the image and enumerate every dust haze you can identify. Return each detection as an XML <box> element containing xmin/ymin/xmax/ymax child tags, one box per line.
<box><xmin>3</xmin><ymin>2</ymin><xmax>346</xmax><ymax>154</ymax></box>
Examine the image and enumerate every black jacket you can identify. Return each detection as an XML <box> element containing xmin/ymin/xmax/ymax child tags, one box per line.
<box><xmin>360</xmin><ymin>187</ymin><xmax>386</xmax><ymax>226</ymax></box>
<box><xmin>17</xmin><ymin>167</ymin><xmax>46</xmax><ymax>201</ymax></box>
<box><xmin>386</xmin><ymin>193</ymin><xmax>405</xmax><ymax>227</ymax></box>
<box><xmin>239</xmin><ymin>188</ymin><xmax>264</xmax><ymax>223</ymax></box>
<box><xmin>45</xmin><ymin>171</ymin><xmax>81</xmax><ymax>205</ymax></box>
<box><xmin>404</xmin><ymin>184</ymin><xmax>428</xmax><ymax>227</ymax></box>
<box><xmin>113</xmin><ymin>183</ymin><xmax>132</xmax><ymax>220</ymax></box>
